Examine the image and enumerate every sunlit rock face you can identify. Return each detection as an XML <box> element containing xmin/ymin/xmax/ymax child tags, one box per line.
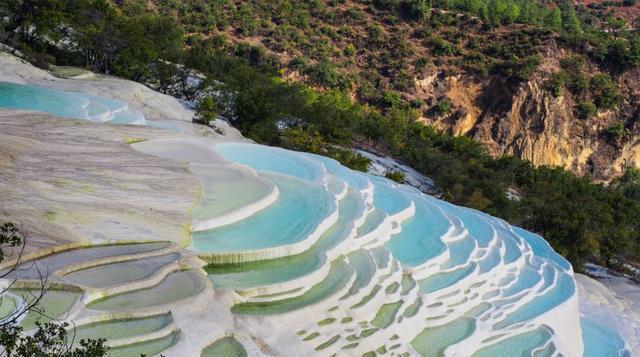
<box><xmin>0</xmin><ymin>76</ymin><xmax>633</xmax><ymax>356</ymax></box>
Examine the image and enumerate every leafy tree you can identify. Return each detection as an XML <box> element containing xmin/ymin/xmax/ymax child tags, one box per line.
<box><xmin>2</xmin><ymin>0</ymin><xmax>70</xmax><ymax>43</ymax></box>
<box><xmin>195</xmin><ymin>96</ymin><xmax>222</xmax><ymax>125</ymax></box>
<box><xmin>562</xmin><ymin>6</ymin><xmax>582</xmax><ymax>35</ymax></box>
<box><xmin>544</xmin><ymin>72</ymin><xmax>566</xmax><ymax>97</ymax></box>
<box><xmin>544</xmin><ymin>8</ymin><xmax>562</xmax><ymax>30</ymax></box>
<box><xmin>612</xmin><ymin>167</ymin><xmax>640</xmax><ymax>200</ymax></box>
<box><xmin>560</xmin><ymin>55</ymin><xmax>589</xmax><ymax>94</ymax></box>
<box><xmin>306</xmin><ymin>61</ymin><xmax>342</xmax><ymax>88</ymax></box>
<box><xmin>1</xmin><ymin>322</ymin><xmax>107</xmax><ymax>356</ymax></box>
<box><xmin>626</xmin><ymin>35</ymin><xmax>640</xmax><ymax>67</ymax></box>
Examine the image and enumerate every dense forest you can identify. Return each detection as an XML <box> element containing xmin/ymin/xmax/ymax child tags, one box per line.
<box><xmin>0</xmin><ymin>0</ymin><xmax>639</xmax><ymax>272</ymax></box>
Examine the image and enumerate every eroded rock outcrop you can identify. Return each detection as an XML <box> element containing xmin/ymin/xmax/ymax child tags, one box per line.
<box><xmin>418</xmin><ymin>64</ymin><xmax>640</xmax><ymax>181</ymax></box>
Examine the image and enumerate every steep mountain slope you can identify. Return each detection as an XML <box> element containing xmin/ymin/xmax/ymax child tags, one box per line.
<box><xmin>150</xmin><ymin>0</ymin><xmax>640</xmax><ymax>181</ymax></box>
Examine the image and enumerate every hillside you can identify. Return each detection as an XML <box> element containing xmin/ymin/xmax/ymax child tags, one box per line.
<box><xmin>152</xmin><ymin>0</ymin><xmax>640</xmax><ymax>181</ymax></box>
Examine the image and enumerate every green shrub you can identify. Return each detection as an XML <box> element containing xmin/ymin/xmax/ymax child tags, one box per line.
<box><xmin>385</xmin><ymin>170</ymin><xmax>406</xmax><ymax>183</ymax></box>
<box><xmin>343</xmin><ymin>44</ymin><xmax>356</xmax><ymax>56</ymax></box>
<box><xmin>605</xmin><ymin>122</ymin><xmax>625</xmax><ymax>143</ymax></box>
<box><xmin>384</xmin><ymin>91</ymin><xmax>403</xmax><ymax>108</ymax></box>
<box><xmin>429</xmin><ymin>36</ymin><xmax>456</xmax><ymax>56</ymax></box>
<box><xmin>591</xmin><ymin>73</ymin><xmax>620</xmax><ymax>109</ymax></box>
<box><xmin>434</xmin><ymin>99</ymin><xmax>452</xmax><ymax>115</ymax></box>
<box><xmin>544</xmin><ymin>72</ymin><xmax>566</xmax><ymax>97</ymax></box>
<box><xmin>195</xmin><ymin>96</ymin><xmax>222</xmax><ymax>125</ymax></box>
<box><xmin>575</xmin><ymin>101</ymin><xmax>597</xmax><ymax>119</ymax></box>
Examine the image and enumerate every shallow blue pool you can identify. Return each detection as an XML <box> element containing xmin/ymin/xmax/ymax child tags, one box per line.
<box><xmin>215</xmin><ymin>143</ymin><xmax>325</xmax><ymax>182</ymax></box>
<box><xmin>0</xmin><ymin>81</ymin><xmax>90</xmax><ymax>119</ymax></box>
<box><xmin>386</xmin><ymin>193</ymin><xmax>449</xmax><ymax>267</ymax></box>
<box><xmin>191</xmin><ymin>172</ymin><xmax>336</xmax><ymax>253</ymax></box>
<box><xmin>0</xmin><ymin>81</ymin><xmax>145</xmax><ymax>125</ymax></box>
<box><xmin>581</xmin><ymin>317</ymin><xmax>630</xmax><ymax>357</ymax></box>
<box><xmin>368</xmin><ymin>174</ymin><xmax>412</xmax><ymax>216</ymax></box>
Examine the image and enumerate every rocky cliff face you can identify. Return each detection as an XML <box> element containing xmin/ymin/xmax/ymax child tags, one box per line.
<box><xmin>418</xmin><ymin>57</ymin><xmax>640</xmax><ymax>182</ymax></box>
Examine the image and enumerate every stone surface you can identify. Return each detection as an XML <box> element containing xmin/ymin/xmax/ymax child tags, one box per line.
<box><xmin>0</xmin><ymin>110</ymin><xmax>198</xmax><ymax>254</ymax></box>
<box><xmin>0</xmin><ymin>52</ymin><xmax>193</xmax><ymax>121</ymax></box>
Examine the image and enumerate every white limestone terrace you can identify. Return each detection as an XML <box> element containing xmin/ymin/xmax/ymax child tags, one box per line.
<box><xmin>576</xmin><ymin>266</ymin><xmax>640</xmax><ymax>355</ymax></box>
<box><xmin>0</xmin><ymin>52</ymin><xmax>192</xmax><ymax>122</ymax></box>
<box><xmin>0</xmin><ymin>55</ymin><xmax>634</xmax><ymax>357</ymax></box>
<box><xmin>171</xmin><ymin>140</ymin><xmax>593</xmax><ymax>357</ymax></box>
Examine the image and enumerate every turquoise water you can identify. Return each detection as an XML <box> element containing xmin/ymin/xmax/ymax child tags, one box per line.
<box><xmin>441</xmin><ymin>234</ymin><xmax>477</xmax><ymax>269</ymax></box>
<box><xmin>88</xmin><ymin>270</ymin><xmax>205</xmax><ymax>311</ymax></box>
<box><xmin>0</xmin><ymin>81</ymin><xmax>146</xmax><ymax>124</ymax></box>
<box><xmin>0</xmin><ymin>81</ymin><xmax>89</xmax><ymax>119</ymax></box>
<box><xmin>581</xmin><ymin>318</ymin><xmax>630</xmax><ymax>357</ymax></box>
<box><xmin>419</xmin><ymin>263</ymin><xmax>477</xmax><ymax>294</ymax></box>
<box><xmin>202</xmin><ymin>336</ymin><xmax>248</xmax><ymax>357</ymax></box>
<box><xmin>5</xmin><ymin>242</ymin><xmax>169</xmax><ymax>280</ymax></box>
<box><xmin>308</xmin><ymin>153</ymin><xmax>371</xmax><ymax>191</ymax></box>
<box><xmin>192</xmin><ymin>173</ymin><xmax>336</xmax><ymax>253</ymax></box>
<box><xmin>494</xmin><ymin>270</ymin><xmax>575</xmax><ymax>329</ymax></box>
<box><xmin>108</xmin><ymin>331</ymin><xmax>179</xmax><ymax>357</ymax></box>
<box><xmin>512</xmin><ymin>226</ymin><xmax>572</xmax><ymax>271</ymax></box>
<box><xmin>356</xmin><ymin>209</ymin><xmax>386</xmax><ymax>238</ymax></box>
<box><xmin>386</xmin><ymin>195</ymin><xmax>448</xmax><ymax>267</ymax></box>
<box><xmin>435</xmin><ymin>200</ymin><xmax>495</xmax><ymax>248</ymax></box>
<box><xmin>216</xmin><ymin>143</ymin><xmax>325</xmax><ymax>182</ymax></box>
<box><xmin>63</xmin><ymin>253</ymin><xmax>180</xmax><ymax>288</ymax></box>
<box><xmin>206</xmin><ymin>189</ymin><xmax>363</xmax><ymax>289</ymax></box>
<box><xmin>341</xmin><ymin>250</ymin><xmax>377</xmax><ymax>299</ymax></box>
<box><xmin>231</xmin><ymin>258</ymin><xmax>354</xmax><ymax>315</ymax></box>
<box><xmin>368</xmin><ymin>175</ymin><xmax>412</xmax><ymax>216</ymax></box>
<box><xmin>73</xmin><ymin>313</ymin><xmax>173</xmax><ymax>341</ymax></box>
<box><xmin>501</xmin><ymin>265</ymin><xmax>541</xmax><ymax>297</ymax></box>
<box><xmin>411</xmin><ymin>317</ymin><xmax>476</xmax><ymax>356</ymax></box>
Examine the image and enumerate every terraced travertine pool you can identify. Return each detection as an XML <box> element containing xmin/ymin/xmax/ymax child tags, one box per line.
<box><xmin>201</xmin><ymin>336</ymin><xmax>248</xmax><ymax>357</ymax></box>
<box><xmin>0</xmin><ymin>81</ymin><xmax>632</xmax><ymax>356</ymax></box>
<box><xmin>0</xmin><ymin>81</ymin><xmax>145</xmax><ymax>124</ymax></box>
<box><xmin>88</xmin><ymin>270</ymin><xmax>206</xmax><ymax>311</ymax></box>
